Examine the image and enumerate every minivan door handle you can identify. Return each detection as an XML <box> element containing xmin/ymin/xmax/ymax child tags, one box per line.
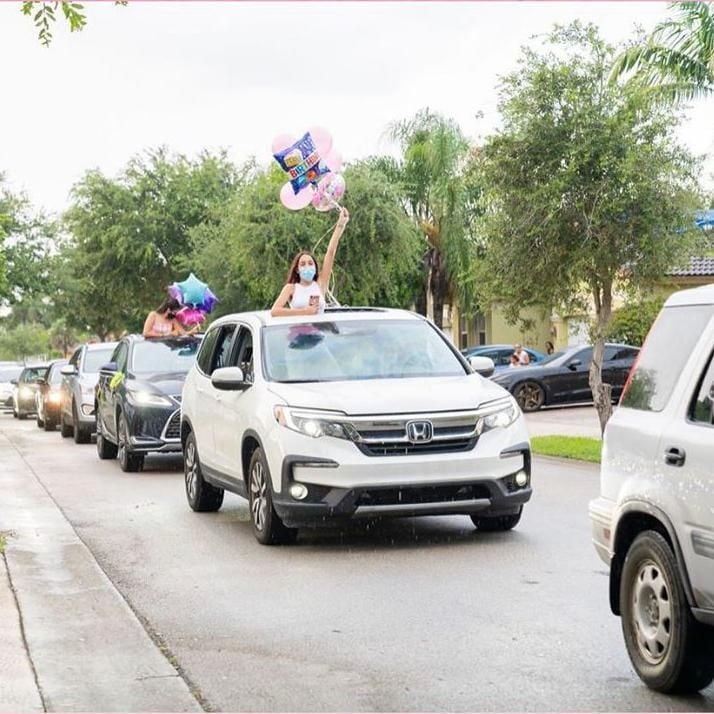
<box><xmin>664</xmin><ymin>446</ymin><xmax>686</xmax><ymax>467</ymax></box>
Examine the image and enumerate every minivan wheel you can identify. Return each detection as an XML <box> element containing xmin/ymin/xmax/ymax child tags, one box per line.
<box><xmin>184</xmin><ymin>432</ymin><xmax>223</xmax><ymax>512</ymax></box>
<box><xmin>117</xmin><ymin>412</ymin><xmax>143</xmax><ymax>473</ymax></box>
<box><xmin>514</xmin><ymin>382</ymin><xmax>545</xmax><ymax>412</ymax></box>
<box><xmin>620</xmin><ymin>530</ymin><xmax>714</xmax><ymax>694</ymax></box>
<box><xmin>73</xmin><ymin>404</ymin><xmax>91</xmax><ymax>443</ymax></box>
<box><xmin>471</xmin><ymin>507</ymin><xmax>522</xmax><ymax>532</ymax></box>
<box><xmin>96</xmin><ymin>415</ymin><xmax>118</xmax><ymax>460</ymax></box>
<box><xmin>60</xmin><ymin>411</ymin><xmax>73</xmax><ymax>438</ymax></box>
<box><xmin>248</xmin><ymin>447</ymin><xmax>297</xmax><ymax>546</ymax></box>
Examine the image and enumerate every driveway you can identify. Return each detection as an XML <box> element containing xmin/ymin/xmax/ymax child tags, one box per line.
<box><xmin>524</xmin><ymin>405</ymin><xmax>602</xmax><ymax>439</ymax></box>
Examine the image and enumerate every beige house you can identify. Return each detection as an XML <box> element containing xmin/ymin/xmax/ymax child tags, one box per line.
<box><xmin>444</xmin><ymin>256</ymin><xmax>714</xmax><ymax>352</ymax></box>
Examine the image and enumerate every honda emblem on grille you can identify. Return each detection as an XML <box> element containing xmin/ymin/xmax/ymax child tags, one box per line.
<box><xmin>406</xmin><ymin>420</ymin><xmax>433</xmax><ymax>444</ymax></box>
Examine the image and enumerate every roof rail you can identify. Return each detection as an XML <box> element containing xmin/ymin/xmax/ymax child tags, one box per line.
<box><xmin>323</xmin><ymin>306</ymin><xmax>389</xmax><ymax>313</ymax></box>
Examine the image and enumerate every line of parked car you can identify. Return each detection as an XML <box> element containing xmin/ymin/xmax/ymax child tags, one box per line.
<box><xmin>4</xmin><ymin>292</ymin><xmax>713</xmax><ymax>696</ymax></box>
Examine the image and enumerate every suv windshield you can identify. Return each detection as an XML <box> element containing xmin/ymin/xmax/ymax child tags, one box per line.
<box><xmin>131</xmin><ymin>339</ymin><xmax>201</xmax><ymax>374</ymax></box>
<box><xmin>84</xmin><ymin>347</ymin><xmax>116</xmax><ymax>374</ymax></box>
<box><xmin>263</xmin><ymin>319</ymin><xmax>466</xmax><ymax>383</ymax></box>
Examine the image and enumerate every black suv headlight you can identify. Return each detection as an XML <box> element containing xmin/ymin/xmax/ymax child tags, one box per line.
<box><xmin>126</xmin><ymin>390</ymin><xmax>173</xmax><ymax>408</ymax></box>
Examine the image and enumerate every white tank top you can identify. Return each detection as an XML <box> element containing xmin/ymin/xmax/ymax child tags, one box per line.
<box><xmin>290</xmin><ymin>282</ymin><xmax>326</xmax><ymax>312</ymax></box>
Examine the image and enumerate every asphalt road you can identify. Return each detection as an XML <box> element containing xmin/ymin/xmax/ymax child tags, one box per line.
<box><xmin>2</xmin><ymin>413</ymin><xmax>713</xmax><ymax>712</ymax></box>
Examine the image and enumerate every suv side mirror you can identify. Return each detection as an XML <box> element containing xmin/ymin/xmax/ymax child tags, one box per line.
<box><xmin>567</xmin><ymin>359</ymin><xmax>582</xmax><ymax>371</ymax></box>
<box><xmin>10</xmin><ymin>378</ymin><xmax>18</xmax><ymax>385</ymax></box>
<box><xmin>467</xmin><ymin>355</ymin><xmax>495</xmax><ymax>379</ymax></box>
<box><xmin>211</xmin><ymin>366</ymin><xmax>250</xmax><ymax>391</ymax></box>
<box><xmin>60</xmin><ymin>364</ymin><xmax>77</xmax><ymax>376</ymax></box>
<box><xmin>99</xmin><ymin>362</ymin><xmax>118</xmax><ymax>376</ymax></box>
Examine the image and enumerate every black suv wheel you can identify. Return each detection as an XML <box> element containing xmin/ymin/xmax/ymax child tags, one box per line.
<box><xmin>117</xmin><ymin>411</ymin><xmax>143</xmax><ymax>472</ymax></box>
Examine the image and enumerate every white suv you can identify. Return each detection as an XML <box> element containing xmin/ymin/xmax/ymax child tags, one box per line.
<box><xmin>181</xmin><ymin>308</ymin><xmax>532</xmax><ymax>545</ymax></box>
<box><xmin>589</xmin><ymin>284</ymin><xmax>714</xmax><ymax>694</ymax></box>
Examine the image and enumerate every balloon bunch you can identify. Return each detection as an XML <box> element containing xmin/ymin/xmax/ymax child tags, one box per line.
<box><xmin>168</xmin><ymin>273</ymin><xmax>219</xmax><ymax>327</ymax></box>
<box><xmin>272</xmin><ymin>127</ymin><xmax>346</xmax><ymax>212</ymax></box>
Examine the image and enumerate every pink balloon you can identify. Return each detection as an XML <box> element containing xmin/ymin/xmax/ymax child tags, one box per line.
<box><xmin>280</xmin><ymin>182</ymin><xmax>314</xmax><ymax>210</ymax></box>
<box><xmin>308</xmin><ymin>126</ymin><xmax>333</xmax><ymax>156</ymax></box>
<box><xmin>271</xmin><ymin>134</ymin><xmax>297</xmax><ymax>155</ymax></box>
<box><xmin>322</xmin><ymin>149</ymin><xmax>343</xmax><ymax>174</ymax></box>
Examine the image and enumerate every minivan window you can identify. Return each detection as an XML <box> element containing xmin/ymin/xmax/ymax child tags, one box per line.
<box><xmin>262</xmin><ymin>319</ymin><xmax>465</xmax><ymax>383</ymax></box>
<box><xmin>690</xmin><ymin>349</ymin><xmax>714</xmax><ymax>426</ymax></box>
<box><xmin>621</xmin><ymin>305</ymin><xmax>714</xmax><ymax>412</ymax></box>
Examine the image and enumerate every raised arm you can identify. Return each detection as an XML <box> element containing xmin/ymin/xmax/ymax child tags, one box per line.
<box><xmin>318</xmin><ymin>207</ymin><xmax>349</xmax><ymax>294</ymax></box>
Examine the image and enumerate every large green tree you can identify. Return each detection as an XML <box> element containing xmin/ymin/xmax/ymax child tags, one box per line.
<box><xmin>611</xmin><ymin>1</ymin><xmax>714</xmax><ymax>103</ymax></box>
<box><xmin>385</xmin><ymin>110</ymin><xmax>480</xmax><ymax>329</ymax></box>
<box><xmin>189</xmin><ymin>161</ymin><xmax>423</xmax><ymax>314</ymax></box>
<box><xmin>61</xmin><ymin>148</ymin><xmax>243</xmax><ymax>337</ymax></box>
<box><xmin>477</xmin><ymin>23</ymin><xmax>703</xmax><ymax>432</ymax></box>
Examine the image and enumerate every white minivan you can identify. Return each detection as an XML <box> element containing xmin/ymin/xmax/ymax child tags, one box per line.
<box><xmin>590</xmin><ymin>283</ymin><xmax>714</xmax><ymax>694</ymax></box>
<box><xmin>181</xmin><ymin>308</ymin><xmax>532</xmax><ymax>545</ymax></box>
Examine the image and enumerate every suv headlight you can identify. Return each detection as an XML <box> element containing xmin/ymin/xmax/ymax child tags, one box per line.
<box><xmin>481</xmin><ymin>398</ymin><xmax>520</xmax><ymax>432</ymax></box>
<box><xmin>274</xmin><ymin>406</ymin><xmax>357</xmax><ymax>440</ymax></box>
<box><xmin>126</xmin><ymin>390</ymin><xmax>173</xmax><ymax>408</ymax></box>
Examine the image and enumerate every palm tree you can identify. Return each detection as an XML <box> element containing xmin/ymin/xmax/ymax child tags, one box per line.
<box><xmin>385</xmin><ymin>109</ymin><xmax>475</xmax><ymax>329</ymax></box>
<box><xmin>611</xmin><ymin>1</ymin><xmax>714</xmax><ymax>103</ymax></box>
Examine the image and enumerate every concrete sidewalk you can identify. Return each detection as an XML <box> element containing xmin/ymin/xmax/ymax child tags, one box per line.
<box><xmin>0</xmin><ymin>431</ymin><xmax>202</xmax><ymax>713</ymax></box>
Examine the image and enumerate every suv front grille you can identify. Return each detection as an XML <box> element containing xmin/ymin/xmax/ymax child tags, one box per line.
<box><xmin>356</xmin><ymin>483</ymin><xmax>491</xmax><ymax>507</ymax></box>
<box><xmin>352</xmin><ymin>411</ymin><xmax>481</xmax><ymax>457</ymax></box>
<box><xmin>164</xmin><ymin>410</ymin><xmax>181</xmax><ymax>440</ymax></box>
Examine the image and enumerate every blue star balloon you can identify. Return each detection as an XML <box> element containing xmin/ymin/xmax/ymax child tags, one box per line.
<box><xmin>176</xmin><ymin>273</ymin><xmax>208</xmax><ymax>307</ymax></box>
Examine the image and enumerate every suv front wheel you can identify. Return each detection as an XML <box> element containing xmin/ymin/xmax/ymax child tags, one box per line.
<box><xmin>248</xmin><ymin>447</ymin><xmax>297</xmax><ymax>546</ymax></box>
<box><xmin>184</xmin><ymin>432</ymin><xmax>224</xmax><ymax>512</ymax></box>
<box><xmin>620</xmin><ymin>530</ymin><xmax>714</xmax><ymax>694</ymax></box>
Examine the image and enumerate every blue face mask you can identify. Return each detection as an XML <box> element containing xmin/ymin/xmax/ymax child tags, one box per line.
<box><xmin>299</xmin><ymin>266</ymin><xmax>316</xmax><ymax>282</ymax></box>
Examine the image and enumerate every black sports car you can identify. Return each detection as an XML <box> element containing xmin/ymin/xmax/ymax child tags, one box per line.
<box><xmin>491</xmin><ymin>343</ymin><xmax>639</xmax><ymax>412</ymax></box>
<box><xmin>95</xmin><ymin>335</ymin><xmax>201</xmax><ymax>472</ymax></box>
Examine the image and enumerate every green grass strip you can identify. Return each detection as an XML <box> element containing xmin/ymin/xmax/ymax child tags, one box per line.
<box><xmin>531</xmin><ymin>435</ymin><xmax>602</xmax><ymax>463</ymax></box>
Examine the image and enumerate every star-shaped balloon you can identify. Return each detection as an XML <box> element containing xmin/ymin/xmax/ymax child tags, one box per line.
<box><xmin>176</xmin><ymin>273</ymin><xmax>208</xmax><ymax>307</ymax></box>
<box><xmin>199</xmin><ymin>287</ymin><xmax>219</xmax><ymax>313</ymax></box>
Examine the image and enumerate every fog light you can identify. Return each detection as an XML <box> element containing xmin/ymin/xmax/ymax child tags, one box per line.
<box><xmin>289</xmin><ymin>483</ymin><xmax>308</xmax><ymax>500</ymax></box>
<box><xmin>81</xmin><ymin>404</ymin><xmax>94</xmax><ymax>416</ymax></box>
<box><xmin>515</xmin><ymin>470</ymin><xmax>528</xmax><ymax>487</ymax></box>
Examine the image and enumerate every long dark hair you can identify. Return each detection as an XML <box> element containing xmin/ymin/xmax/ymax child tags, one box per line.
<box><xmin>156</xmin><ymin>297</ymin><xmax>181</xmax><ymax>315</ymax></box>
<box><xmin>286</xmin><ymin>251</ymin><xmax>320</xmax><ymax>284</ymax></box>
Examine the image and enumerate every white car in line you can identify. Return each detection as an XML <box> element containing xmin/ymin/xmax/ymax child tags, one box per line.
<box><xmin>590</xmin><ymin>283</ymin><xmax>714</xmax><ymax>694</ymax></box>
<box><xmin>180</xmin><ymin>308</ymin><xmax>532</xmax><ymax>545</ymax></box>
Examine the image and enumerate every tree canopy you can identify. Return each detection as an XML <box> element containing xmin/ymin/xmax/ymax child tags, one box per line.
<box><xmin>477</xmin><ymin>22</ymin><xmax>703</xmax><ymax>431</ymax></box>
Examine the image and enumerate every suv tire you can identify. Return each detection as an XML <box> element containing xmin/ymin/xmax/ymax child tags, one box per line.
<box><xmin>96</xmin><ymin>415</ymin><xmax>118</xmax><ymax>460</ymax></box>
<box><xmin>184</xmin><ymin>432</ymin><xmax>224</xmax><ymax>512</ymax></box>
<box><xmin>72</xmin><ymin>404</ymin><xmax>91</xmax><ymax>444</ymax></box>
<box><xmin>117</xmin><ymin>411</ymin><xmax>143</xmax><ymax>473</ymax></box>
<box><xmin>248</xmin><ymin>447</ymin><xmax>297</xmax><ymax>546</ymax></box>
<box><xmin>620</xmin><ymin>530</ymin><xmax>714</xmax><ymax>694</ymax></box>
<box><xmin>471</xmin><ymin>507</ymin><xmax>522</xmax><ymax>532</ymax></box>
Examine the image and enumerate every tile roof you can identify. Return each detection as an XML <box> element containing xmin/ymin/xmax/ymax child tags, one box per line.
<box><xmin>668</xmin><ymin>256</ymin><xmax>714</xmax><ymax>277</ymax></box>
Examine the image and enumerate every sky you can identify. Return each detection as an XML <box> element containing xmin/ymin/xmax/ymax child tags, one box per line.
<box><xmin>1</xmin><ymin>1</ymin><xmax>712</xmax><ymax>216</ymax></box>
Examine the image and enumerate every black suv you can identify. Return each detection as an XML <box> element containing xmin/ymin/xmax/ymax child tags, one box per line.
<box><xmin>95</xmin><ymin>335</ymin><xmax>201</xmax><ymax>472</ymax></box>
